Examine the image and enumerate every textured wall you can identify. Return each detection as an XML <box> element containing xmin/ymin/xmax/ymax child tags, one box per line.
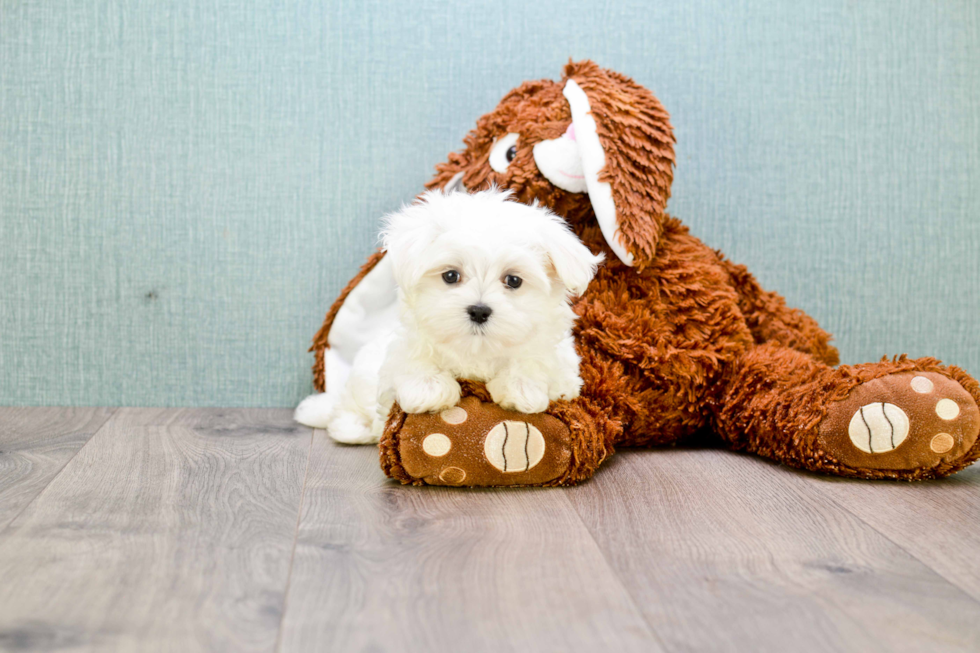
<box><xmin>1</xmin><ymin>0</ymin><xmax>978</xmax><ymax>407</ymax></box>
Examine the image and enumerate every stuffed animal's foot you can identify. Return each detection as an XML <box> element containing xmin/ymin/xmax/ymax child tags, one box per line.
<box><xmin>819</xmin><ymin>372</ymin><xmax>980</xmax><ymax>476</ymax></box>
<box><xmin>379</xmin><ymin>395</ymin><xmax>573</xmax><ymax>487</ymax></box>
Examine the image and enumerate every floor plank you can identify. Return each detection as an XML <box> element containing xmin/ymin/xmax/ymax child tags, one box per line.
<box><xmin>0</xmin><ymin>408</ymin><xmax>312</xmax><ymax>653</ymax></box>
<box><xmin>276</xmin><ymin>433</ymin><xmax>662</xmax><ymax>653</ymax></box>
<box><xmin>806</xmin><ymin>464</ymin><xmax>980</xmax><ymax>603</ymax></box>
<box><xmin>0</xmin><ymin>407</ymin><xmax>115</xmax><ymax>530</ymax></box>
<box><xmin>567</xmin><ymin>448</ymin><xmax>980</xmax><ymax>653</ymax></box>
<box><xmin>3</xmin><ymin>408</ymin><xmax>979</xmax><ymax>652</ymax></box>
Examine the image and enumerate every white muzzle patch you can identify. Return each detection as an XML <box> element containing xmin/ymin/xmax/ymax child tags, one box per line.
<box><xmin>532</xmin><ymin>124</ymin><xmax>588</xmax><ymax>193</ymax></box>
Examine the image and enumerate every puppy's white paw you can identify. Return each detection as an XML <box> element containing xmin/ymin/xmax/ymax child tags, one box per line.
<box><xmin>550</xmin><ymin>374</ymin><xmax>583</xmax><ymax>401</ymax></box>
<box><xmin>294</xmin><ymin>393</ymin><xmax>336</xmax><ymax>428</ymax></box>
<box><xmin>327</xmin><ymin>411</ymin><xmax>379</xmax><ymax>445</ymax></box>
<box><xmin>396</xmin><ymin>374</ymin><xmax>462</xmax><ymax>414</ymax></box>
<box><xmin>489</xmin><ymin>376</ymin><xmax>550</xmax><ymax>414</ymax></box>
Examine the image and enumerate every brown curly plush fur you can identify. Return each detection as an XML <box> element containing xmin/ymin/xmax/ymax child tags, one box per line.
<box><xmin>314</xmin><ymin>60</ymin><xmax>980</xmax><ymax>485</ymax></box>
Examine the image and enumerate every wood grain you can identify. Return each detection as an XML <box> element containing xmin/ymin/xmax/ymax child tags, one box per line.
<box><xmin>0</xmin><ymin>407</ymin><xmax>115</xmax><ymax>530</ymax></box>
<box><xmin>276</xmin><ymin>432</ymin><xmax>662</xmax><ymax>653</ymax></box>
<box><xmin>3</xmin><ymin>408</ymin><xmax>980</xmax><ymax>652</ymax></box>
<box><xmin>807</xmin><ymin>464</ymin><xmax>980</xmax><ymax>603</ymax></box>
<box><xmin>566</xmin><ymin>449</ymin><xmax>980</xmax><ymax>653</ymax></box>
<box><xmin>0</xmin><ymin>408</ymin><xmax>311</xmax><ymax>653</ymax></box>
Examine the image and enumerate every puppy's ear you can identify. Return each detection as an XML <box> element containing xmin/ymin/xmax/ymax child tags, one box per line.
<box><xmin>561</xmin><ymin>61</ymin><xmax>676</xmax><ymax>268</ymax></box>
<box><xmin>541</xmin><ymin>215</ymin><xmax>605</xmax><ymax>296</ymax></box>
<box><xmin>381</xmin><ymin>193</ymin><xmax>440</xmax><ymax>290</ymax></box>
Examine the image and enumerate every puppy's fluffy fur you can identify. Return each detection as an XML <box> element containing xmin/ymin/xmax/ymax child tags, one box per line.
<box><xmin>295</xmin><ymin>188</ymin><xmax>603</xmax><ymax>443</ymax></box>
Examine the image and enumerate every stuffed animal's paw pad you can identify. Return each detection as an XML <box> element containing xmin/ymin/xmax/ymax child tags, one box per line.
<box><xmin>439</xmin><ymin>406</ymin><xmax>467</xmax><ymax>424</ymax></box>
<box><xmin>483</xmin><ymin>421</ymin><xmax>546</xmax><ymax>472</ymax></box>
<box><xmin>847</xmin><ymin>403</ymin><xmax>909</xmax><ymax>454</ymax></box>
<box><xmin>821</xmin><ymin>372</ymin><xmax>980</xmax><ymax>471</ymax></box>
<box><xmin>391</xmin><ymin>395</ymin><xmax>572</xmax><ymax>486</ymax></box>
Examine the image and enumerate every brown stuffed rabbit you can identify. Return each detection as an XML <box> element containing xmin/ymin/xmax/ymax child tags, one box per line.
<box><xmin>310</xmin><ymin>60</ymin><xmax>980</xmax><ymax>486</ymax></box>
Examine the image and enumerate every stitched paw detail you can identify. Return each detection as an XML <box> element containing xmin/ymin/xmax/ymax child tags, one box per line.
<box><xmin>483</xmin><ymin>421</ymin><xmax>546</xmax><ymax>472</ymax></box>
<box><xmin>848</xmin><ymin>403</ymin><xmax>909</xmax><ymax>454</ymax></box>
<box><xmin>393</xmin><ymin>395</ymin><xmax>572</xmax><ymax>486</ymax></box>
<box><xmin>821</xmin><ymin>372</ymin><xmax>980</xmax><ymax>471</ymax></box>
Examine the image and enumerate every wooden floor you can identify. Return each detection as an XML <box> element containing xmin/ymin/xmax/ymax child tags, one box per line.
<box><xmin>1</xmin><ymin>408</ymin><xmax>979</xmax><ymax>652</ymax></box>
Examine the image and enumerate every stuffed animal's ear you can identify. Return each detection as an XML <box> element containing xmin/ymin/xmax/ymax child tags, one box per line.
<box><xmin>562</xmin><ymin>61</ymin><xmax>675</xmax><ymax>267</ymax></box>
<box><xmin>541</xmin><ymin>215</ymin><xmax>605</xmax><ymax>296</ymax></box>
<box><xmin>442</xmin><ymin>171</ymin><xmax>467</xmax><ymax>194</ymax></box>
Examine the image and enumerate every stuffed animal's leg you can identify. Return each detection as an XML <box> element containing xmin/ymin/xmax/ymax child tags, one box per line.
<box><xmin>715</xmin><ymin>343</ymin><xmax>980</xmax><ymax>479</ymax></box>
<box><xmin>378</xmin><ymin>380</ymin><xmax>617</xmax><ymax>487</ymax></box>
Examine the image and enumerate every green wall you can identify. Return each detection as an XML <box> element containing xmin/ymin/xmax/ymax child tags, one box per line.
<box><xmin>2</xmin><ymin>0</ymin><xmax>978</xmax><ymax>407</ymax></box>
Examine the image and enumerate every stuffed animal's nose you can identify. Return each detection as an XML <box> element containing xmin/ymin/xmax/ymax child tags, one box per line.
<box><xmin>466</xmin><ymin>304</ymin><xmax>492</xmax><ymax>324</ymax></box>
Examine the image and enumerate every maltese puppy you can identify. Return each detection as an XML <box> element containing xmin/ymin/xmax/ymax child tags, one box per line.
<box><xmin>295</xmin><ymin>187</ymin><xmax>603</xmax><ymax>444</ymax></box>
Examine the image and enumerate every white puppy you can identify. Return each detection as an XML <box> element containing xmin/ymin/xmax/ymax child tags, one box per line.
<box><xmin>295</xmin><ymin>188</ymin><xmax>603</xmax><ymax>444</ymax></box>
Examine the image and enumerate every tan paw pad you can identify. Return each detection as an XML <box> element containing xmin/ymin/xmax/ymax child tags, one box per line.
<box><xmin>484</xmin><ymin>421</ymin><xmax>545</xmax><ymax>472</ymax></box>
<box><xmin>440</xmin><ymin>406</ymin><xmax>467</xmax><ymax>425</ymax></box>
<box><xmin>422</xmin><ymin>433</ymin><xmax>451</xmax><ymax>457</ymax></box>
<box><xmin>848</xmin><ymin>403</ymin><xmax>909</xmax><ymax>454</ymax></box>
<box><xmin>931</xmin><ymin>433</ymin><xmax>955</xmax><ymax>454</ymax></box>
<box><xmin>910</xmin><ymin>376</ymin><xmax>934</xmax><ymax>394</ymax></box>
<box><xmin>439</xmin><ymin>467</ymin><xmax>466</xmax><ymax>484</ymax></box>
<box><xmin>936</xmin><ymin>399</ymin><xmax>960</xmax><ymax>420</ymax></box>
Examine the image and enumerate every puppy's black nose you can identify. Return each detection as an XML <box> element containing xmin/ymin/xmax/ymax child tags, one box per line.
<box><xmin>466</xmin><ymin>304</ymin><xmax>492</xmax><ymax>325</ymax></box>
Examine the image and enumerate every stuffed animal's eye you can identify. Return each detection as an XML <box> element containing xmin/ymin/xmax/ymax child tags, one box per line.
<box><xmin>504</xmin><ymin>274</ymin><xmax>522</xmax><ymax>289</ymax></box>
<box><xmin>442</xmin><ymin>270</ymin><xmax>460</xmax><ymax>284</ymax></box>
<box><xmin>489</xmin><ymin>133</ymin><xmax>520</xmax><ymax>173</ymax></box>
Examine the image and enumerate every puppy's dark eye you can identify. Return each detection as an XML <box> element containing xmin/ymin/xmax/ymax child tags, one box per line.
<box><xmin>504</xmin><ymin>274</ymin><xmax>522</xmax><ymax>289</ymax></box>
<box><xmin>442</xmin><ymin>270</ymin><xmax>460</xmax><ymax>284</ymax></box>
<box><xmin>505</xmin><ymin>145</ymin><xmax>517</xmax><ymax>163</ymax></box>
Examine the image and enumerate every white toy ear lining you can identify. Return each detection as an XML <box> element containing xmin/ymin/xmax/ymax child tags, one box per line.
<box><xmin>443</xmin><ymin>171</ymin><xmax>466</xmax><ymax>194</ymax></box>
<box><xmin>562</xmin><ymin>79</ymin><xmax>634</xmax><ymax>267</ymax></box>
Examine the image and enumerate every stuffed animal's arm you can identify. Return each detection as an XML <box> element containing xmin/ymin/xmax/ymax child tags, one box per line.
<box><xmin>310</xmin><ymin>249</ymin><xmax>387</xmax><ymax>392</ymax></box>
<box><xmin>573</xmin><ymin>256</ymin><xmax>839</xmax><ymax>384</ymax></box>
<box><xmin>572</xmin><ymin>258</ymin><xmax>752</xmax><ymax>385</ymax></box>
